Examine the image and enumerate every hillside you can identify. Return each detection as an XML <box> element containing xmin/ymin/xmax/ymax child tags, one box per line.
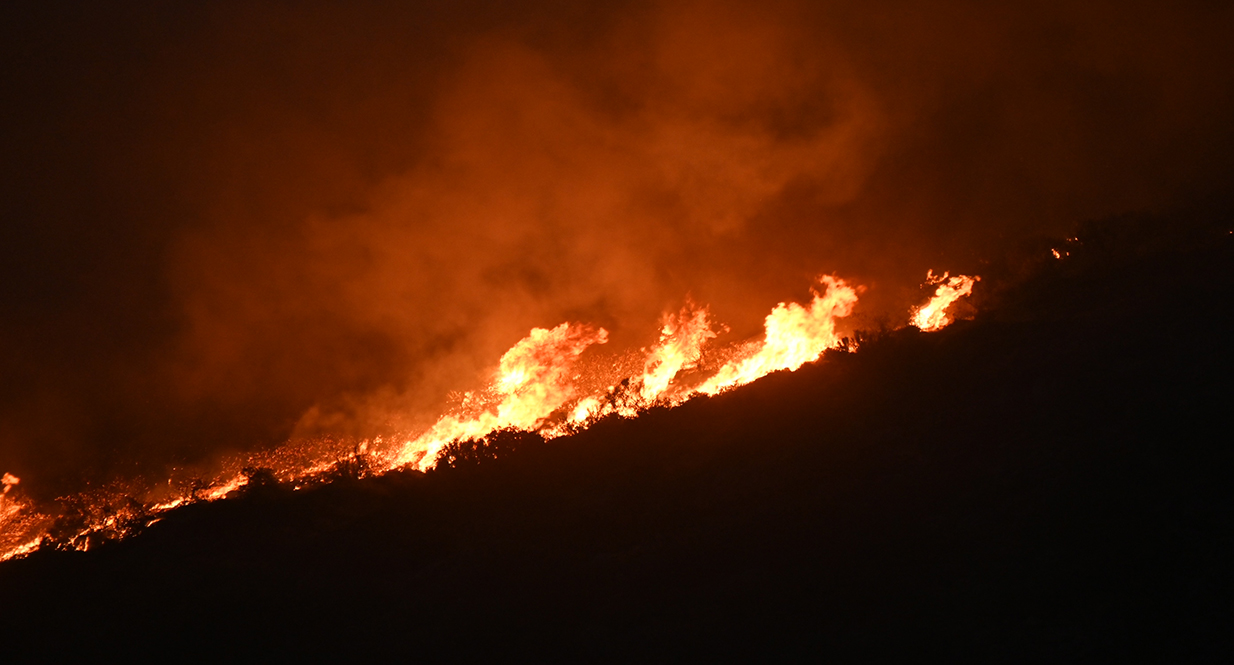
<box><xmin>2</xmin><ymin>214</ymin><xmax>1231</xmax><ymax>660</ymax></box>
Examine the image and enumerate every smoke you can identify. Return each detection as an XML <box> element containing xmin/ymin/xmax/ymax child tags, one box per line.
<box><xmin>2</xmin><ymin>0</ymin><xmax>1232</xmax><ymax>497</ymax></box>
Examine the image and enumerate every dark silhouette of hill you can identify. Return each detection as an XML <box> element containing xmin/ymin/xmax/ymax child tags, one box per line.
<box><xmin>2</xmin><ymin>212</ymin><xmax>1231</xmax><ymax>661</ymax></box>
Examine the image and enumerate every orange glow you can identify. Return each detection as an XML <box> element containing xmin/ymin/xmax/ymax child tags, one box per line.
<box><xmin>0</xmin><ymin>270</ymin><xmax>997</xmax><ymax>563</ymax></box>
<box><xmin>556</xmin><ymin>302</ymin><xmax>720</xmax><ymax>429</ymax></box>
<box><xmin>1</xmin><ymin>473</ymin><xmax>45</xmax><ymax>562</ymax></box>
<box><xmin>910</xmin><ymin>271</ymin><xmax>979</xmax><ymax>332</ymax></box>
<box><xmin>640</xmin><ymin>302</ymin><xmax>719</xmax><ymax>403</ymax></box>
<box><xmin>698</xmin><ymin>276</ymin><xmax>858</xmax><ymax>395</ymax></box>
<box><xmin>391</xmin><ymin>322</ymin><xmax>609</xmax><ymax>470</ymax></box>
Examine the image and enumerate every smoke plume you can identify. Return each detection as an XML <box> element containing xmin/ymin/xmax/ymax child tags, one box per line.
<box><xmin>2</xmin><ymin>0</ymin><xmax>1232</xmax><ymax>497</ymax></box>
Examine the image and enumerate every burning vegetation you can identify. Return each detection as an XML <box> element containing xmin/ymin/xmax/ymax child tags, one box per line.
<box><xmin>0</xmin><ymin>1</ymin><xmax>1230</xmax><ymax>657</ymax></box>
<box><xmin>2</xmin><ymin>211</ymin><xmax>1228</xmax><ymax>660</ymax></box>
<box><xmin>0</xmin><ymin>269</ymin><xmax>977</xmax><ymax>561</ymax></box>
<box><xmin>911</xmin><ymin>271</ymin><xmax>980</xmax><ymax>332</ymax></box>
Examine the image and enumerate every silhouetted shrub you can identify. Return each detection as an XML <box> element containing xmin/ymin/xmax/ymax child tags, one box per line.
<box><xmin>239</xmin><ymin>467</ymin><xmax>281</xmax><ymax>495</ymax></box>
<box><xmin>435</xmin><ymin>429</ymin><xmax>547</xmax><ymax>470</ymax></box>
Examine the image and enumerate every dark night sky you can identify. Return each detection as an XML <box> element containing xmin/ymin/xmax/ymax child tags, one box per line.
<box><xmin>3</xmin><ymin>0</ymin><xmax>1233</xmax><ymax>496</ymax></box>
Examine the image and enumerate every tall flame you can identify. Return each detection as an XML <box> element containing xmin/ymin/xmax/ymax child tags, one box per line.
<box><xmin>640</xmin><ymin>302</ymin><xmax>718</xmax><ymax>403</ymax></box>
<box><xmin>910</xmin><ymin>270</ymin><xmax>979</xmax><ymax>332</ymax></box>
<box><xmin>563</xmin><ymin>302</ymin><xmax>719</xmax><ymax>427</ymax></box>
<box><xmin>697</xmin><ymin>276</ymin><xmax>858</xmax><ymax>395</ymax></box>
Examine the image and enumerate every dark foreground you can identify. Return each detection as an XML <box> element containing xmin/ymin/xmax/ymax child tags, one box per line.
<box><xmin>3</xmin><ymin>215</ymin><xmax>1231</xmax><ymax>661</ymax></box>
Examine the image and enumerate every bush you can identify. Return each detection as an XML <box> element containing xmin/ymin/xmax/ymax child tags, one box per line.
<box><xmin>435</xmin><ymin>429</ymin><xmax>546</xmax><ymax>470</ymax></box>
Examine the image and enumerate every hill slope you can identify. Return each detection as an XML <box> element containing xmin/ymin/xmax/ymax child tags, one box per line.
<box><xmin>2</xmin><ymin>214</ymin><xmax>1231</xmax><ymax>660</ymax></box>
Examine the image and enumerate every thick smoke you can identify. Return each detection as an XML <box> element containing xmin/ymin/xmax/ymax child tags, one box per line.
<box><xmin>2</xmin><ymin>0</ymin><xmax>1232</xmax><ymax>497</ymax></box>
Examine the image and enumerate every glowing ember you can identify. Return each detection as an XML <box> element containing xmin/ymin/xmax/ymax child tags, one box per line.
<box><xmin>199</xmin><ymin>475</ymin><xmax>250</xmax><ymax>502</ymax></box>
<box><xmin>697</xmin><ymin>276</ymin><xmax>858</xmax><ymax>395</ymax></box>
<box><xmin>910</xmin><ymin>270</ymin><xmax>979</xmax><ymax>332</ymax></box>
<box><xmin>1</xmin><ymin>473</ymin><xmax>45</xmax><ymax>562</ymax></box>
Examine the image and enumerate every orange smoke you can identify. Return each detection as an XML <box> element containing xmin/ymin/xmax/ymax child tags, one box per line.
<box><xmin>2</xmin><ymin>268</ymin><xmax>1001</xmax><ymax>562</ymax></box>
<box><xmin>911</xmin><ymin>271</ymin><xmax>979</xmax><ymax>332</ymax></box>
<box><xmin>5</xmin><ymin>1</ymin><xmax>1234</xmax><ymax>559</ymax></box>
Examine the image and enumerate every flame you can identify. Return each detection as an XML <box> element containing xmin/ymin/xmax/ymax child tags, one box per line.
<box><xmin>0</xmin><ymin>436</ymin><xmax>382</xmax><ymax>561</ymax></box>
<box><xmin>553</xmin><ymin>303</ymin><xmax>720</xmax><ymax>429</ymax></box>
<box><xmin>391</xmin><ymin>322</ymin><xmax>609</xmax><ymax>470</ymax></box>
<box><xmin>1</xmin><ymin>269</ymin><xmax>996</xmax><ymax>563</ymax></box>
<box><xmin>640</xmin><ymin>302</ymin><xmax>719</xmax><ymax>403</ymax></box>
<box><xmin>697</xmin><ymin>276</ymin><xmax>858</xmax><ymax>395</ymax></box>
<box><xmin>0</xmin><ymin>502</ymin><xmax>44</xmax><ymax>562</ymax></box>
<box><xmin>910</xmin><ymin>270</ymin><xmax>979</xmax><ymax>332</ymax></box>
<box><xmin>569</xmin><ymin>396</ymin><xmax>605</xmax><ymax>424</ymax></box>
<box><xmin>1</xmin><ymin>473</ymin><xmax>45</xmax><ymax>562</ymax></box>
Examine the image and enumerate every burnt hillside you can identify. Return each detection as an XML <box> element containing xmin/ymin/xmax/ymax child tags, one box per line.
<box><xmin>2</xmin><ymin>214</ymin><xmax>1231</xmax><ymax>661</ymax></box>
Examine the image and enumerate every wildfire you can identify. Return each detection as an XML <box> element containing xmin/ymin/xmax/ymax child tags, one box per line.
<box><xmin>1</xmin><ymin>474</ymin><xmax>43</xmax><ymax>562</ymax></box>
<box><xmin>0</xmin><ymin>269</ymin><xmax>984</xmax><ymax>562</ymax></box>
<box><xmin>558</xmin><ymin>302</ymin><xmax>721</xmax><ymax>428</ymax></box>
<box><xmin>390</xmin><ymin>322</ymin><xmax>609</xmax><ymax>470</ymax></box>
<box><xmin>910</xmin><ymin>270</ymin><xmax>979</xmax><ymax>332</ymax></box>
<box><xmin>697</xmin><ymin>276</ymin><xmax>858</xmax><ymax>395</ymax></box>
<box><xmin>639</xmin><ymin>303</ymin><xmax>719</xmax><ymax>403</ymax></box>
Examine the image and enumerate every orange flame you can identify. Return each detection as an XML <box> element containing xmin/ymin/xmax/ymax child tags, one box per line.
<box><xmin>0</xmin><ymin>269</ymin><xmax>999</xmax><ymax>563</ymax></box>
<box><xmin>640</xmin><ymin>302</ymin><xmax>718</xmax><ymax>403</ymax></box>
<box><xmin>560</xmin><ymin>302</ymin><xmax>720</xmax><ymax>427</ymax></box>
<box><xmin>910</xmin><ymin>270</ymin><xmax>978</xmax><ymax>332</ymax></box>
<box><xmin>698</xmin><ymin>275</ymin><xmax>858</xmax><ymax>395</ymax></box>
<box><xmin>0</xmin><ymin>473</ymin><xmax>44</xmax><ymax>562</ymax></box>
<box><xmin>392</xmin><ymin>322</ymin><xmax>609</xmax><ymax>470</ymax></box>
